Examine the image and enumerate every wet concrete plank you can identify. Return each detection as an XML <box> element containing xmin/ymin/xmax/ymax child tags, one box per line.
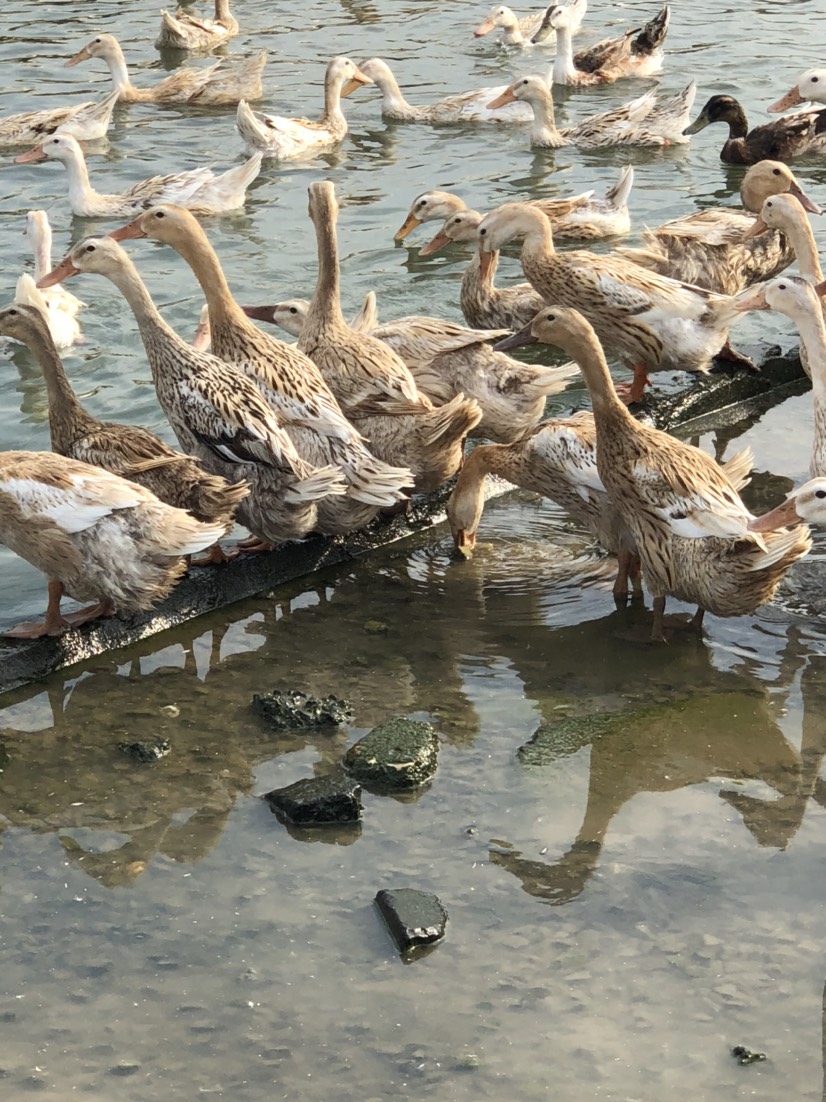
<box><xmin>0</xmin><ymin>346</ymin><xmax>810</xmax><ymax>697</ymax></box>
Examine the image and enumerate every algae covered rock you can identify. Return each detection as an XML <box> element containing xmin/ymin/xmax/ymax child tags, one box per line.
<box><xmin>118</xmin><ymin>737</ymin><xmax>171</xmax><ymax>763</ymax></box>
<box><xmin>517</xmin><ymin>713</ymin><xmax>621</xmax><ymax>766</ymax></box>
<box><xmin>375</xmin><ymin>888</ymin><xmax>448</xmax><ymax>953</ymax></box>
<box><xmin>264</xmin><ymin>772</ymin><xmax>362</xmax><ymax>825</ymax></box>
<box><xmin>251</xmin><ymin>689</ymin><xmax>354</xmax><ymax>731</ymax></box>
<box><xmin>344</xmin><ymin>716</ymin><xmax>439</xmax><ymax>790</ymax></box>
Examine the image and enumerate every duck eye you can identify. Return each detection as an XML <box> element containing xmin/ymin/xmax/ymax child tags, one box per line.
<box><xmin>94</xmin><ymin>37</ymin><xmax>101</xmax><ymax>43</ymax></box>
<box><xmin>155</xmin><ymin>211</ymin><xmax>165</xmax><ymax>219</ymax></box>
<box><xmin>778</xmin><ymin>283</ymin><xmax>787</xmax><ymax>290</ymax></box>
<box><xmin>772</xmin><ymin>168</ymin><xmax>781</xmax><ymax>175</ymax></box>
<box><xmin>289</xmin><ymin>307</ymin><xmax>298</xmax><ymax>314</ymax></box>
<box><xmin>813</xmin><ymin>76</ymin><xmax>820</xmax><ymax>84</ymax></box>
<box><xmin>85</xmin><ymin>244</ymin><xmax>95</xmax><ymax>253</ymax></box>
<box><xmin>479</xmin><ymin>227</ymin><xmax>487</xmax><ymax>235</ymax></box>
<box><xmin>817</xmin><ymin>489</ymin><xmax>826</xmax><ymax>499</ymax></box>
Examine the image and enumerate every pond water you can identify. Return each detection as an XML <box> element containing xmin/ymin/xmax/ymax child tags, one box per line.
<box><xmin>2</xmin><ymin>0</ymin><xmax>826</xmax><ymax>1098</ymax></box>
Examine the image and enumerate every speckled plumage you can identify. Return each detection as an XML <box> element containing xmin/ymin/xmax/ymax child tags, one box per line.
<box><xmin>155</xmin><ymin>0</ymin><xmax>238</xmax><ymax>51</ymax></box>
<box><xmin>0</xmin><ymin>89</ymin><xmax>118</xmax><ymax>146</ymax></box>
<box><xmin>112</xmin><ymin>205</ymin><xmax>412</xmax><ymax>534</ymax></box>
<box><xmin>298</xmin><ymin>181</ymin><xmax>482</xmax><ymax>493</ymax></box>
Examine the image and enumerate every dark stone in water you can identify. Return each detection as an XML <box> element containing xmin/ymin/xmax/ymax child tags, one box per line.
<box><xmin>118</xmin><ymin>738</ymin><xmax>170</xmax><ymax>763</ymax></box>
<box><xmin>731</xmin><ymin>1045</ymin><xmax>767</xmax><ymax>1066</ymax></box>
<box><xmin>344</xmin><ymin>716</ymin><xmax>439</xmax><ymax>790</ymax></box>
<box><xmin>251</xmin><ymin>689</ymin><xmax>354</xmax><ymax>731</ymax></box>
<box><xmin>264</xmin><ymin>772</ymin><xmax>362</xmax><ymax>825</ymax></box>
<box><xmin>375</xmin><ymin>888</ymin><xmax>448</xmax><ymax>953</ymax></box>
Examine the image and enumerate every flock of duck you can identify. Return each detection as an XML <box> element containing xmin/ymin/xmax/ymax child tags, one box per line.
<box><xmin>1</xmin><ymin>0</ymin><xmax>826</xmax><ymax>644</ymax></box>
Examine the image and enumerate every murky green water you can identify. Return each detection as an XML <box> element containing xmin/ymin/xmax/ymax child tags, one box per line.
<box><xmin>3</xmin><ymin>0</ymin><xmax>826</xmax><ymax>1098</ymax></box>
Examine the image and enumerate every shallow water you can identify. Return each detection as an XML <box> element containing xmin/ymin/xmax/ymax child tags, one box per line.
<box><xmin>2</xmin><ymin>0</ymin><xmax>826</xmax><ymax>1098</ymax></box>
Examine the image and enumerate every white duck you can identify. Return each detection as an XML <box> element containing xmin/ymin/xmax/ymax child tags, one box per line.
<box><xmin>67</xmin><ymin>32</ymin><xmax>266</xmax><ymax>106</ymax></box>
<box><xmin>769</xmin><ymin>69</ymin><xmax>826</xmax><ymax>113</ymax></box>
<box><xmin>751</xmin><ymin>478</ymin><xmax>826</xmax><ymax>530</ymax></box>
<box><xmin>155</xmin><ymin>0</ymin><xmax>239</xmax><ymax>51</ymax></box>
<box><xmin>474</xmin><ymin>0</ymin><xmax>586</xmax><ymax>47</ymax></box>
<box><xmin>14</xmin><ymin>133</ymin><xmax>262</xmax><ymax>218</ymax></box>
<box><xmin>15</xmin><ymin>211</ymin><xmax>84</xmax><ymax>349</ymax></box>
<box><xmin>0</xmin><ymin>89</ymin><xmax>119</xmax><ymax>146</ymax></box>
<box><xmin>236</xmin><ymin>57</ymin><xmax>372</xmax><ymax>159</ymax></box>
<box><xmin>358</xmin><ymin>57</ymin><xmax>535</xmax><ymax>124</ymax></box>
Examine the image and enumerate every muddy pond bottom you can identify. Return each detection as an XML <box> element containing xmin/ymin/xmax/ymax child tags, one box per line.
<box><xmin>1</xmin><ymin>492</ymin><xmax>826</xmax><ymax>1101</ymax></box>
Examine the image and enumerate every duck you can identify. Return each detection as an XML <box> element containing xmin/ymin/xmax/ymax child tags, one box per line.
<box><xmin>474</xmin><ymin>0</ymin><xmax>586</xmax><ymax>47</ymax></box>
<box><xmin>0</xmin><ymin>450</ymin><xmax>227</xmax><ymax>639</ymax></box>
<box><xmin>395</xmin><ymin>166</ymin><xmax>634</xmax><ymax>244</ymax></box>
<box><xmin>734</xmin><ymin>276</ymin><xmax>826</xmax><ymax>475</ymax></box>
<box><xmin>296</xmin><ymin>180</ymin><xmax>482</xmax><ymax>492</ymax></box>
<box><xmin>488</xmin><ymin>75</ymin><xmax>694</xmax><ymax>147</ymax></box>
<box><xmin>14</xmin><ymin>133</ymin><xmax>262</xmax><ymax>218</ymax></box>
<box><xmin>0</xmin><ymin>89</ymin><xmax>119</xmax><ymax>146</ymax></box>
<box><xmin>614</xmin><ymin>160</ymin><xmax>821</xmax><ymax>294</ymax></box>
<box><xmin>66</xmin><ymin>33</ymin><xmax>266</xmax><ymax>106</ymax></box>
<box><xmin>0</xmin><ymin>300</ymin><xmax>249</xmax><ymax>562</ymax></box>
<box><xmin>417</xmin><ymin>210</ymin><xmax>544</xmax><ymax>329</ymax></box>
<box><xmin>155</xmin><ymin>0</ymin><xmax>239</xmax><ymax>51</ymax></box>
<box><xmin>413</xmin><ymin>172</ymin><xmax>634</xmax><ymax>329</ymax></box>
<box><xmin>243</xmin><ymin>292</ymin><xmax>379</xmax><ymax>339</ymax></box>
<box><xmin>684</xmin><ymin>94</ymin><xmax>826</xmax><ymax>165</ymax></box>
<box><xmin>479</xmin><ymin>202</ymin><xmax>741</xmax><ymax>402</ymax></box>
<box><xmin>447</xmin><ymin>415</ymin><xmax>754</xmax><ymax>589</ymax></box>
<box><xmin>357</xmin><ymin>57</ymin><xmax>535</xmax><ymax>125</ymax></box>
<box><xmin>769</xmin><ymin>69</ymin><xmax>826</xmax><ymax>114</ymax></box>
<box><xmin>38</xmin><ymin>236</ymin><xmax>346</xmax><ymax>551</ymax></box>
<box><xmin>751</xmin><ymin>477</ymin><xmax>826</xmax><ymax>531</ymax></box>
<box><xmin>535</xmin><ymin>3</ymin><xmax>669</xmax><ymax>85</ymax></box>
<box><xmin>236</xmin><ymin>57</ymin><xmax>372</xmax><ymax>159</ymax></box>
<box><xmin>504</xmin><ymin>306</ymin><xmax>811</xmax><ymax>641</ymax></box>
<box><xmin>248</xmin><ymin>296</ymin><xmax>576</xmax><ymax>443</ymax></box>
<box><xmin>108</xmin><ymin>204</ymin><xmax>413</xmax><ymax>535</ymax></box>
<box><xmin>15</xmin><ymin>210</ymin><xmax>85</xmax><ymax>349</ymax></box>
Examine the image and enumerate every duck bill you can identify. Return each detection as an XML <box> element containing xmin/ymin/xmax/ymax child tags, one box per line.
<box><xmin>789</xmin><ymin>180</ymin><xmax>821</xmax><ymax>215</ymax></box>
<box><xmin>742</xmin><ymin>216</ymin><xmax>769</xmax><ymax>240</ymax></box>
<box><xmin>487</xmin><ymin>87</ymin><xmax>517</xmax><ymax>110</ymax></box>
<box><xmin>494</xmin><ymin>321</ymin><xmax>538</xmax><ymax>352</ymax></box>
<box><xmin>191</xmin><ymin>316</ymin><xmax>211</xmax><ymax>352</ymax></box>
<box><xmin>37</xmin><ymin>256</ymin><xmax>80</xmax><ymax>288</ymax></box>
<box><xmin>683</xmin><ymin>109</ymin><xmax>710</xmax><ymax>136</ymax></box>
<box><xmin>108</xmin><ymin>217</ymin><xmax>147</xmax><ymax>241</ymax></box>
<box><xmin>732</xmin><ymin>285</ymin><xmax>769</xmax><ymax>313</ymax></box>
<box><xmin>14</xmin><ymin>144</ymin><xmax>46</xmax><ymax>164</ymax></box>
<box><xmin>65</xmin><ymin>45</ymin><xmax>92</xmax><ymax>67</ymax></box>
<box><xmin>241</xmin><ymin>304</ymin><xmax>276</xmax><ymax>324</ymax></box>
<box><xmin>814</xmin><ymin>280</ymin><xmax>826</xmax><ymax>298</ymax></box>
<box><xmin>341</xmin><ymin>69</ymin><xmax>373</xmax><ymax>98</ymax></box>
<box><xmin>749</xmin><ymin>497</ymin><xmax>801</xmax><ymax>532</ymax></box>
<box><xmin>478</xmin><ymin>249</ymin><xmax>496</xmax><ymax>281</ymax></box>
<box><xmin>394</xmin><ymin>212</ymin><xmax>421</xmax><ymax>242</ymax></box>
<box><xmin>474</xmin><ymin>18</ymin><xmax>495</xmax><ymax>37</ymax></box>
<box><xmin>452</xmin><ymin>528</ymin><xmax>476</xmax><ymax>559</ymax></box>
<box><xmin>419</xmin><ymin>230</ymin><xmax>451</xmax><ymax>257</ymax></box>
<box><xmin>530</xmin><ymin>18</ymin><xmax>554</xmax><ymax>44</ymax></box>
<box><xmin>767</xmin><ymin>86</ymin><xmax>804</xmax><ymax>114</ymax></box>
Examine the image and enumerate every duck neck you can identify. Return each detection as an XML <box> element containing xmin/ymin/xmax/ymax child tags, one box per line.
<box><xmin>552</xmin><ymin>24</ymin><xmax>579</xmax><ymax>83</ymax></box>
<box><xmin>373</xmin><ymin>69</ymin><xmax>420</xmax><ymax>121</ymax></box>
<box><xmin>214</xmin><ymin>0</ymin><xmax>232</xmax><ymax>23</ymax></box>
<box><xmin>163</xmin><ymin>224</ymin><xmax>247</xmax><ymax>330</ymax></box>
<box><xmin>30</xmin><ymin>222</ymin><xmax>52</xmax><ymax>283</ymax></box>
<box><xmin>782</xmin><ymin>218</ymin><xmax>825</xmax><ymax>284</ymax></box>
<box><xmin>520</xmin><ymin>211</ymin><xmax>556</xmax><ymax>269</ymax></box>
<box><xmin>500</xmin><ymin>13</ymin><xmax>524</xmax><ymax>45</ymax></box>
<box><xmin>104</xmin><ymin>255</ymin><xmax>183</xmax><ymax>361</ymax></box>
<box><xmin>306</xmin><ymin>208</ymin><xmax>346</xmax><ymax>330</ymax></box>
<box><xmin>60</xmin><ymin>149</ymin><xmax>98</xmax><ymax>213</ymax></box>
<box><xmin>793</xmin><ymin>302</ymin><xmax>826</xmax><ymax>405</ymax></box>
<box><xmin>25</xmin><ymin>321</ymin><xmax>92</xmax><ymax>445</ymax></box>
<box><xmin>322</xmin><ymin>71</ymin><xmax>346</xmax><ymax>125</ymax></box>
<box><xmin>102</xmin><ymin>44</ymin><xmax>136</xmax><ymax>99</ymax></box>
<box><xmin>723</xmin><ymin>104</ymin><xmax>749</xmax><ymax>140</ymax></box>
<box><xmin>568</xmin><ymin>325</ymin><xmax>635</xmax><ymax>427</ymax></box>
<box><xmin>526</xmin><ymin>88</ymin><xmax>564</xmax><ymax>147</ymax></box>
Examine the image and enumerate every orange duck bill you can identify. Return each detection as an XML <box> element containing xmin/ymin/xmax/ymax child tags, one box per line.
<box><xmin>394</xmin><ymin>212</ymin><xmax>421</xmax><ymax>241</ymax></box>
<box><xmin>418</xmin><ymin>229</ymin><xmax>451</xmax><ymax>257</ymax></box>
<box><xmin>108</xmin><ymin>216</ymin><xmax>148</xmax><ymax>241</ymax></box>
<box><xmin>14</xmin><ymin>143</ymin><xmax>46</xmax><ymax>164</ymax></box>
<box><xmin>241</xmin><ymin>305</ymin><xmax>277</xmax><ymax>323</ymax></box>
<box><xmin>749</xmin><ymin>496</ymin><xmax>802</xmax><ymax>532</ymax></box>
<box><xmin>487</xmin><ymin>85</ymin><xmax>517</xmax><ymax>110</ymax></box>
<box><xmin>37</xmin><ymin>255</ymin><xmax>80</xmax><ymax>288</ymax></box>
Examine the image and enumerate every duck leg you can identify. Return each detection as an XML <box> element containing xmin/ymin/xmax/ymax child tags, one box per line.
<box><xmin>612</xmin><ymin>548</ymin><xmax>631</xmax><ymax>601</ymax></box>
<box><xmin>3</xmin><ymin>581</ymin><xmax>112</xmax><ymax>639</ymax></box>
<box><xmin>614</xmin><ymin>364</ymin><xmax>651</xmax><ymax>405</ymax></box>
<box><xmin>191</xmin><ymin>542</ymin><xmax>238</xmax><ymax>567</ymax></box>
<box><xmin>237</xmin><ymin>537</ymin><xmax>274</xmax><ymax>554</ymax></box>
<box><xmin>650</xmin><ymin>595</ymin><xmax>667</xmax><ymax>643</ymax></box>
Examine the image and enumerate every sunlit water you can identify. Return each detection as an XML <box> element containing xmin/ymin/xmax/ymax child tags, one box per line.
<box><xmin>2</xmin><ymin>0</ymin><xmax>826</xmax><ymax>1098</ymax></box>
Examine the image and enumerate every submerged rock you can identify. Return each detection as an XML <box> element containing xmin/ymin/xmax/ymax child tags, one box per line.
<box><xmin>518</xmin><ymin>713</ymin><xmax>620</xmax><ymax>766</ymax></box>
<box><xmin>375</xmin><ymin>888</ymin><xmax>448</xmax><ymax>953</ymax></box>
<box><xmin>344</xmin><ymin>716</ymin><xmax>439</xmax><ymax>790</ymax></box>
<box><xmin>263</xmin><ymin>772</ymin><xmax>362</xmax><ymax>825</ymax></box>
<box><xmin>118</xmin><ymin>738</ymin><xmax>171</xmax><ymax>763</ymax></box>
<box><xmin>251</xmin><ymin>689</ymin><xmax>354</xmax><ymax>731</ymax></box>
<box><xmin>731</xmin><ymin>1045</ymin><xmax>767</xmax><ymax>1066</ymax></box>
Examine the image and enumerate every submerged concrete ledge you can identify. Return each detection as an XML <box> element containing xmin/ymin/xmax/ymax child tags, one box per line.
<box><xmin>0</xmin><ymin>345</ymin><xmax>810</xmax><ymax>697</ymax></box>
